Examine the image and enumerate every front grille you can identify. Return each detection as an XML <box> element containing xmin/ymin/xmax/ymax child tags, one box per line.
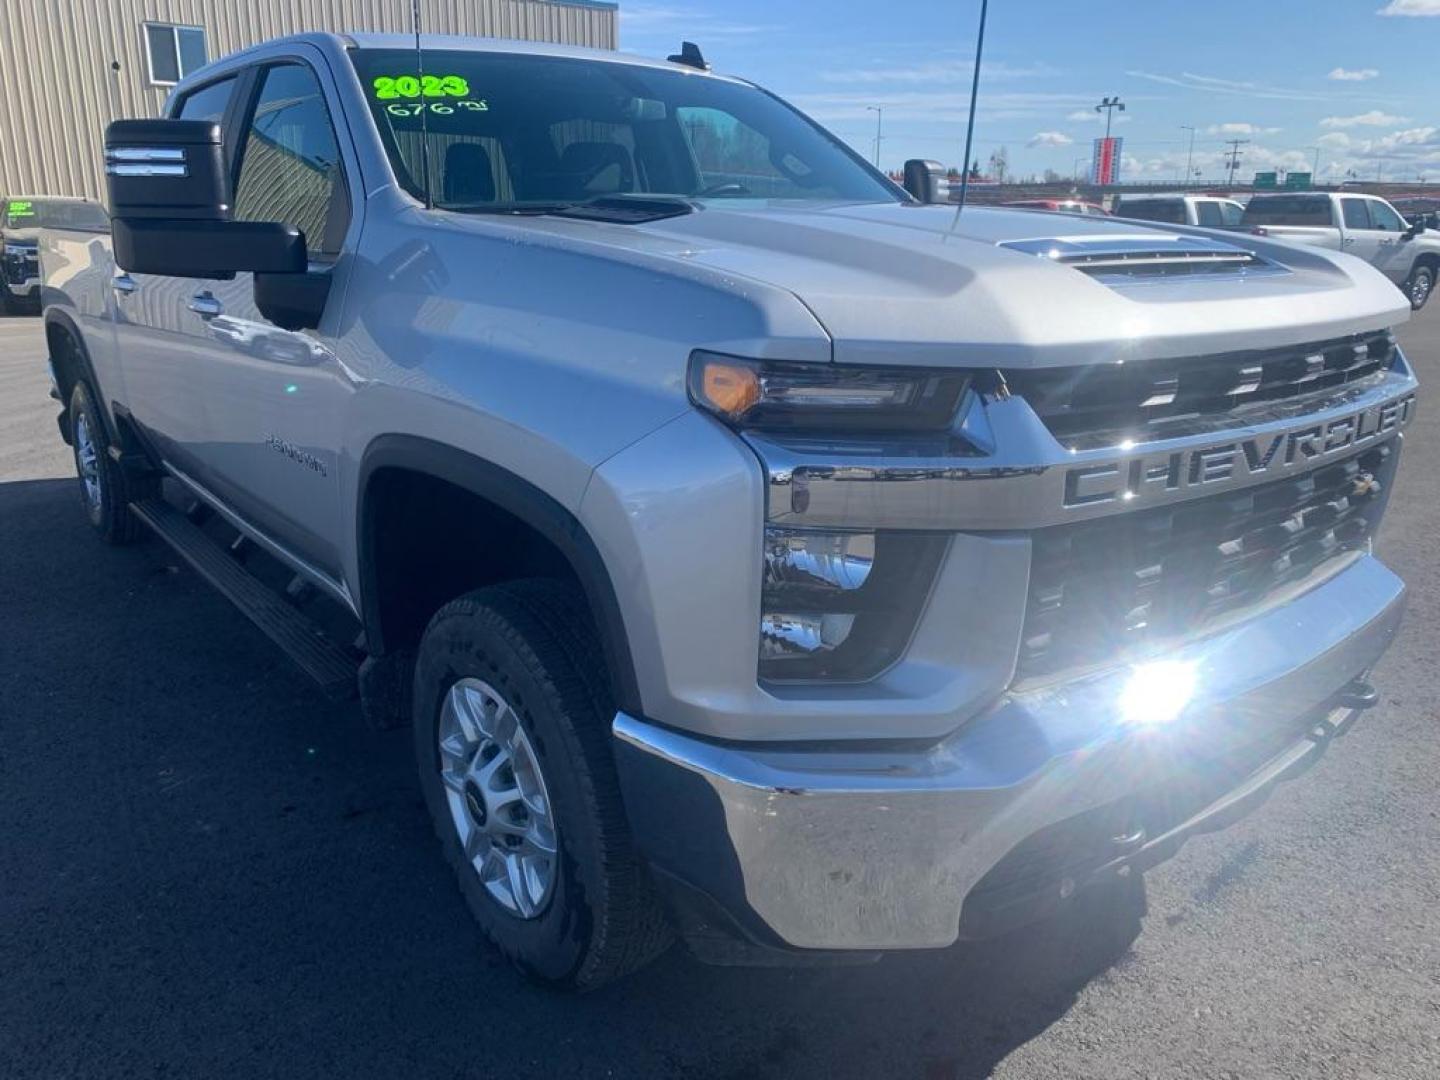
<box><xmin>1018</xmin><ymin>441</ymin><xmax>1395</xmax><ymax>681</ymax></box>
<box><xmin>1007</xmin><ymin>330</ymin><xmax>1397</xmax><ymax>448</ymax></box>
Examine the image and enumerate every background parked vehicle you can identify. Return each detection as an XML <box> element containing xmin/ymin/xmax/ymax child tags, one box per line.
<box><xmin>1243</xmin><ymin>192</ymin><xmax>1440</xmax><ymax>310</ymax></box>
<box><xmin>0</xmin><ymin>197</ymin><xmax>107</xmax><ymax>314</ymax></box>
<box><xmin>1112</xmin><ymin>193</ymin><xmax>1247</xmax><ymax>230</ymax></box>
<box><xmin>1003</xmin><ymin>198</ymin><xmax>1110</xmax><ymax>215</ymax></box>
<box><xmin>1392</xmin><ymin>197</ymin><xmax>1440</xmax><ymax>232</ymax></box>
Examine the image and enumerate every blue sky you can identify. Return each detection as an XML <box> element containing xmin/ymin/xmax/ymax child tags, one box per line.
<box><xmin>619</xmin><ymin>0</ymin><xmax>1439</xmax><ymax>184</ymax></box>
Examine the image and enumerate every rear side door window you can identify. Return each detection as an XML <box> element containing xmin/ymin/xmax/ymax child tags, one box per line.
<box><xmin>233</xmin><ymin>63</ymin><xmax>350</xmax><ymax>259</ymax></box>
<box><xmin>1196</xmin><ymin>201</ymin><xmax>1224</xmax><ymax>227</ymax></box>
<box><xmin>1342</xmin><ymin>198</ymin><xmax>1373</xmax><ymax>230</ymax></box>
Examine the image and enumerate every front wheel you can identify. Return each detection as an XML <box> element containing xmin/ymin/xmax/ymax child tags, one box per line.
<box><xmin>412</xmin><ymin>580</ymin><xmax>673</xmax><ymax>989</ymax></box>
<box><xmin>1405</xmin><ymin>263</ymin><xmax>1434</xmax><ymax>311</ymax></box>
<box><xmin>68</xmin><ymin>380</ymin><xmax>156</xmax><ymax>544</ymax></box>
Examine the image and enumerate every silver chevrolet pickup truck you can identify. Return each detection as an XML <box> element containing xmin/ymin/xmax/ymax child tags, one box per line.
<box><xmin>42</xmin><ymin>33</ymin><xmax>1418</xmax><ymax>989</ymax></box>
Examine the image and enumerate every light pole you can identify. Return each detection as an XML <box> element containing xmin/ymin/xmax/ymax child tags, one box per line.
<box><xmin>865</xmin><ymin>105</ymin><xmax>884</xmax><ymax>169</ymax></box>
<box><xmin>1223</xmin><ymin>139</ymin><xmax>1249</xmax><ymax>187</ymax></box>
<box><xmin>1305</xmin><ymin>145</ymin><xmax>1320</xmax><ymax>178</ymax></box>
<box><xmin>1074</xmin><ymin>155</ymin><xmax>1087</xmax><ymax>182</ymax></box>
<box><xmin>1180</xmin><ymin>125</ymin><xmax>1196</xmax><ymax>189</ymax></box>
<box><xmin>1095</xmin><ymin>96</ymin><xmax>1125</xmax><ymax>141</ymax></box>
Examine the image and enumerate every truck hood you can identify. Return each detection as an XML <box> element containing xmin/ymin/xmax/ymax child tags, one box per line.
<box><xmin>535</xmin><ymin>201</ymin><xmax>1411</xmax><ymax>368</ymax></box>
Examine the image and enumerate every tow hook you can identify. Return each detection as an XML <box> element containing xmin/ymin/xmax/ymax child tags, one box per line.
<box><xmin>1337</xmin><ymin>679</ymin><xmax>1379</xmax><ymax>711</ymax></box>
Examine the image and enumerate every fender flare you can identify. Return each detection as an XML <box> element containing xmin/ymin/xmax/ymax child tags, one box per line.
<box><xmin>42</xmin><ymin>309</ymin><xmax>112</xmax><ymax>437</ymax></box>
<box><xmin>356</xmin><ymin>434</ymin><xmax>643</xmax><ymax>716</ymax></box>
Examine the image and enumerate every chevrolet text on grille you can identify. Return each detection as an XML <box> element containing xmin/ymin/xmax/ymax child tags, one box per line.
<box><xmin>1064</xmin><ymin>393</ymin><xmax>1417</xmax><ymax>508</ymax></box>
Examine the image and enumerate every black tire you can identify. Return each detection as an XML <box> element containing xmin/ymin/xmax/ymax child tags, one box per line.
<box><xmin>68</xmin><ymin>380</ymin><xmax>157</xmax><ymax>544</ymax></box>
<box><xmin>412</xmin><ymin>579</ymin><xmax>673</xmax><ymax>989</ymax></box>
<box><xmin>1406</xmin><ymin>263</ymin><xmax>1435</xmax><ymax>311</ymax></box>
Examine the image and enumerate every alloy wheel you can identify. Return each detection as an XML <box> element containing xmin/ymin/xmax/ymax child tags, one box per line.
<box><xmin>74</xmin><ymin>411</ymin><xmax>102</xmax><ymax>514</ymax></box>
<box><xmin>437</xmin><ymin>677</ymin><xmax>559</xmax><ymax>919</ymax></box>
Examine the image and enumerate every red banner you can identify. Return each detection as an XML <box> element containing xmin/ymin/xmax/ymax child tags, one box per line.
<box><xmin>1092</xmin><ymin>137</ymin><xmax>1123</xmax><ymax>185</ymax></box>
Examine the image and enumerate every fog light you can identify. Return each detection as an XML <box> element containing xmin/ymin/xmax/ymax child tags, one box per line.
<box><xmin>758</xmin><ymin>527</ymin><xmax>948</xmax><ymax>682</ymax></box>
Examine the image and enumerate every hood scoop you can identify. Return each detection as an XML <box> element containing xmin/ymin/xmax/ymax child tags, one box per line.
<box><xmin>1000</xmin><ymin>234</ymin><xmax>1288</xmax><ymax>285</ymax></box>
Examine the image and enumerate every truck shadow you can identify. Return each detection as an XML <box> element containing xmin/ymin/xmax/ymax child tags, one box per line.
<box><xmin>1</xmin><ymin>476</ymin><xmax>1143</xmax><ymax>1080</ymax></box>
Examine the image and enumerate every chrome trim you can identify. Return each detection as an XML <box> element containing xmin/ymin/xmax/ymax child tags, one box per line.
<box><xmin>106</xmin><ymin>147</ymin><xmax>185</xmax><ymax>162</ymax></box>
<box><xmin>753</xmin><ymin>358</ymin><xmax>1418</xmax><ymax>531</ymax></box>
<box><xmin>187</xmin><ymin>293</ymin><xmax>223</xmax><ymax>320</ymax></box>
<box><xmin>164</xmin><ymin>464</ymin><xmax>357</xmax><ymax>615</ymax></box>
<box><xmin>104</xmin><ymin>163</ymin><xmax>188</xmax><ymax>177</ymax></box>
<box><xmin>614</xmin><ymin>553</ymin><xmax>1405</xmax><ymax>950</ymax></box>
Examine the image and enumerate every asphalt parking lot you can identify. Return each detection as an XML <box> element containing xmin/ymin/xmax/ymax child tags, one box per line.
<box><xmin>2</xmin><ymin>310</ymin><xmax>1438</xmax><ymax>1080</ymax></box>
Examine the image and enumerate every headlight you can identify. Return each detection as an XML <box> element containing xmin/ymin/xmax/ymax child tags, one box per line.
<box><xmin>688</xmin><ymin>352</ymin><xmax>970</xmax><ymax>433</ymax></box>
<box><xmin>759</xmin><ymin>527</ymin><xmax>948</xmax><ymax>681</ymax></box>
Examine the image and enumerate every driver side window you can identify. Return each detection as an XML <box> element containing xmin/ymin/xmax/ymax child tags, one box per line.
<box><xmin>1367</xmin><ymin>201</ymin><xmax>1405</xmax><ymax>233</ymax></box>
<box><xmin>675</xmin><ymin>105</ymin><xmax>807</xmax><ymax>198</ymax></box>
<box><xmin>233</xmin><ymin>63</ymin><xmax>349</xmax><ymax>258</ymax></box>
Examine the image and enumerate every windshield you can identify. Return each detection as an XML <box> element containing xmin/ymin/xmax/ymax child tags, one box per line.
<box><xmin>1242</xmin><ymin>195</ymin><xmax>1333</xmax><ymax>227</ymax></box>
<box><xmin>349</xmin><ymin>49</ymin><xmax>899</xmax><ymax>211</ymax></box>
<box><xmin>2</xmin><ymin>199</ymin><xmax>109</xmax><ymax>231</ymax></box>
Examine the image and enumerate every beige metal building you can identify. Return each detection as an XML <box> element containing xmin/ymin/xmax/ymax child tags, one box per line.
<box><xmin>0</xmin><ymin>0</ymin><xmax>618</xmax><ymax>200</ymax></box>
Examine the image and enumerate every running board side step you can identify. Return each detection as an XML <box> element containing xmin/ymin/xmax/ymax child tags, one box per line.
<box><xmin>130</xmin><ymin>498</ymin><xmax>358</xmax><ymax>699</ymax></box>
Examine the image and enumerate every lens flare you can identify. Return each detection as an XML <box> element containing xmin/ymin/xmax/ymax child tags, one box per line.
<box><xmin>1119</xmin><ymin>659</ymin><xmax>1198</xmax><ymax>728</ymax></box>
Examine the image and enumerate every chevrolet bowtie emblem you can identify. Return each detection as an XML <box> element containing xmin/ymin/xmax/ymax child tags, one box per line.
<box><xmin>1353</xmin><ymin>472</ymin><xmax>1381</xmax><ymax>497</ymax></box>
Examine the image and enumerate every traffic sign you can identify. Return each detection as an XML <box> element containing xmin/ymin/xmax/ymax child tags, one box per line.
<box><xmin>1254</xmin><ymin>172</ymin><xmax>1278</xmax><ymax>189</ymax></box>
<box><xmin>1285</xmin><ymin>172</ymin><xmax>1312</xmax><ymax>190</ymax></box>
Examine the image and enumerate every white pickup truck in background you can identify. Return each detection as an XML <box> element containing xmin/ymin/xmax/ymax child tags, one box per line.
<box><xmin>1243</xmin><ymin>192</ymin><xmax>1440</xmax><ymax>310</ymax></box>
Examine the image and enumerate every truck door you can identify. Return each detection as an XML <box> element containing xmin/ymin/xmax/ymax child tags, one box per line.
<box><xmin>165</xmin><ymin>56</ymin><xmax>358</xmax><ymax>581</ymax></box>
<box><xmin>110</xmin><ymin>74</ymin><xmax>240</xmax><ymax>472</ymax></box>
<box><xmin>1339</xmin><ymin>197</ymin><xmax>1390</xmax><ymax>271</ymax></box>
<box><xmin>1359</xmin><ymin>199</ymin><xmax>1413</xmax><ymax>284</ymax></box>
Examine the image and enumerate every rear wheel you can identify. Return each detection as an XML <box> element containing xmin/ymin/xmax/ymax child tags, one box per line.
<box><xmin>68</xmin><ymin>380</ymin><xmax>157</xmax><ymax>544</ymax></box>
<box><xmin>1406</xmin><ymin>263</ymin><xmax>1434</xmax><ymax>311</ymax></box>
<box><xmin>412</xmin><ymin>579</ymin><xmax>672</xmax><ymax>989</ymax></box>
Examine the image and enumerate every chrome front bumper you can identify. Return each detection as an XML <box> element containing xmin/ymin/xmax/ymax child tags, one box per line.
<box><xmin>613</xmin><ymin>553</ymin><xmax>1405</xmax><ymax>953</ymax></box>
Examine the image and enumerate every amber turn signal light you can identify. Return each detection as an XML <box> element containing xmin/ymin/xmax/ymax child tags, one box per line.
<box><xmin>698</xmin><ymin>358</ymin><xmax>762</xmax><ymax>418</ymax></box>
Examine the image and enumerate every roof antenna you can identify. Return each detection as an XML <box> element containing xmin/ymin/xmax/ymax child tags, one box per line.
<box><xmin>668</xmin><ymin>41</ymin><xmax>709</xmax><ymax>70</ymax></box>
<box><xmin>950</xmin><ymin>0</ymin><xmax>990</xmax><ymax>231</ymax></box>
<box><xmin>411</xmin><ymin>0</ymin><xmax>434</xmax><ymax>209</ymax></box>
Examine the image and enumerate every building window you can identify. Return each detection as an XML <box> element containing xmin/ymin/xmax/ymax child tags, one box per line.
<box><xmin>143</xmin><ymin>23</ymin><xmax>207</xmax><ymax>86</ymax></box>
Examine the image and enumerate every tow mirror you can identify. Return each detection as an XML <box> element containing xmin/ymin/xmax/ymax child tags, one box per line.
<box><xmin>902</xmin><ymin>159</ymin><xmax>948</xmax><ymax>204</ymax></box>
<box><xmin>104</xmin><ymin>119</ymin><xmax>306</xmax><ymax>279</ymax></box>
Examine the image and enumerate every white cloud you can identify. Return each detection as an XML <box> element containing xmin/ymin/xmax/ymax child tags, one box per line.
<box><xmin>1378</xmin><ymin>0</ymin><xmax>1440</xmax><ymax>15</ymax></box>
<box><xmin>1321</xmin><ymin>109</ymin><xmax>1412</xmax><ymax>128</ymax></box>
<box><xmin>821</xmin><ymin>60</ymin><xmax>1057</xmax><ymax>85</ymax></box>
<box><xmin>1327</xmin><ymin>67</ymin><xmax>1380</xmax><ymax>81</ymax></box>
<box><xmin>1065</xmin><ymin>109</ymin><xmax>1133</xmax><ymax>124</ymax></box>
<box><xmin>1205</xmin><ymin>122</ymin><xmax>1283</xmax><ymax>136</ymax></box>
<box><xmin>790</xmin><ymin>89</ymin><xmax>1102</xmax><ymax>124</ymax></box>
<box><xmin>1317</xmin><ymin>132</ymin><xmax>1352</xmax><ymax>149</ymax></box>
<box><xmin>1027</xmin><ymin>131</ymin><xmax>1073</xmax><ymax>148</ymax></box>
<box><xmin>620</xmin><ymin>5</ymin><xmax>781</xmax><ymax>39</ymax></box>
<box><xmin>1127</xmin><ymin>70</ymin><xmax>1329</xmax><ymax>102</ymax></box>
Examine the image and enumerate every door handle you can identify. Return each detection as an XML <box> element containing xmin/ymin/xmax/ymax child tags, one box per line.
<box><xmin>112</xmin><ymin>274</ymin><xmax>137</xmax><ymax>295</ymax></box>
<box><xmin>188</xmin><ymin>293</ymin><xmax>223</xmax><ymax>320</ymax></box>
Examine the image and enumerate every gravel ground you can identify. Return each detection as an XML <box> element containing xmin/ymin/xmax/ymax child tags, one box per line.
<box><xmin>1</xmin><ymin>309</ymin><xmax>1437</xmax><ymax>1079</ymax></box>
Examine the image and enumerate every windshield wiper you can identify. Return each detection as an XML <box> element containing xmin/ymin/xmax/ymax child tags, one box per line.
<box><xmin>448</xmin><ymin>195</ymin><xmax>697</xmax><ymax>224</ymax></box>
